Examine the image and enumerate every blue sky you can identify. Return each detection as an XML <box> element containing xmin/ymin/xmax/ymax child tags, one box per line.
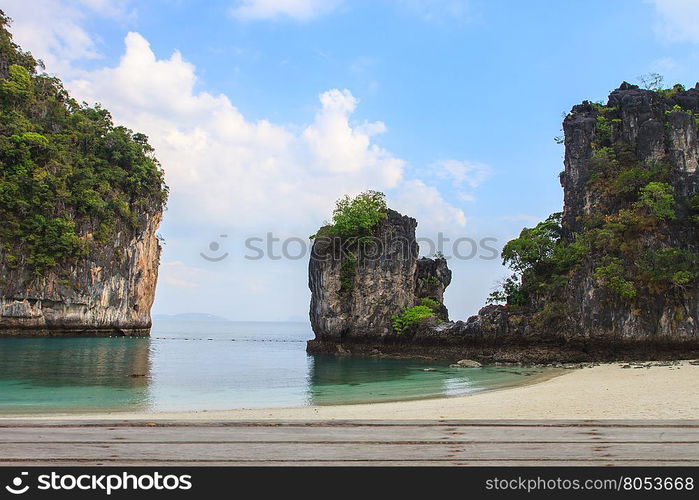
<box><xmin>3</xmin><ymin>0</ymin><xmax>698</xmax><ymax>321</ymax></box>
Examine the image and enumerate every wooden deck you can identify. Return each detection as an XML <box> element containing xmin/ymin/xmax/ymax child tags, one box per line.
<box><xmin>0</xmin><ymin>420</ymin><xmax>697</xmax><ymax>466</ymax></box>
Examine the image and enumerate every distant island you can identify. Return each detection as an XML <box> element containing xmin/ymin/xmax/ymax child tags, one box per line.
<box><xmin>0</xmin><ymin>14</ymin><xmax>167</xmax><ymax>337</ymax></box>
<box><xmin>153</xmin><ymin>313</ymin><xmax>230</xmax><ymax>322</ymax></box>
<box><xmin>308</xmin><ymin>82</ymin><xmax>699</xmax><ymax>362</ymax></box>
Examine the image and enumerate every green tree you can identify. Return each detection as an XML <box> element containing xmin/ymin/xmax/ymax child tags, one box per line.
<box><xmin>501</xmin><ymin>213</ymin><xmax>563</xmax><ymax>274</ymax></box>
<box><xmin>637</xmin><ymin>182</ymin><xmax>676</xmax><ymax>221</ymax></box>
<box><xmin>326</xmin><ymin>190</ymin><xmax>387</xmax><ymax>239</ymax></box>
<box><xmin>593</xmin><ymin>258</ymin><xmax>637</xmax><ymax>299</ymax></box>
<box><xmin>0</xmin><ymin>64</ymin><xmax>31</xmax><ymax>103</ymax></box>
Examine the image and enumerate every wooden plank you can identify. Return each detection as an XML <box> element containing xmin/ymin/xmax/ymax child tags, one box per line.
<box><xmin>0</xmin><ymin>425</ymin><xmax>698</xmax><ymax>443</ymax></box>
<box><xmin>1</xmin><ymin>419</ymin><xmax>699</xmax><ymax>428</ymax></box>
<box><xmin>0</xmin><ymin>442</ymin><xmax>698</xmax><ymax>462</ymax></box>
<box><xmin>1</xmin><ymin>420</ymin><xmax>697</xmax><ymax>465</ymax></box>
<box><xmin>0</xmin><ymin>460</ymin><xmax>693</xmax><ymax>466</ymax></box>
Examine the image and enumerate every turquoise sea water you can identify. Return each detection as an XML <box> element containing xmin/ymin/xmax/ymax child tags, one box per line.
<box><xmin>0</xmin><ymin>321</ymin><xmax>554</xmax><ymax>415</ymax></box>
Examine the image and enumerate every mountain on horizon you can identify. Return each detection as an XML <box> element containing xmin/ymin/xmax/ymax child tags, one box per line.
<box><xmin>152</xmin><ymin>313</ymin><xmax>230</xmax><ymax>322</ymax></box>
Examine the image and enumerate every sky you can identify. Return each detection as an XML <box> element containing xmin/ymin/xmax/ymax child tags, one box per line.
<box><xmin>2</xmin><ymin>0</ymin><xmax>698</xmax><ymax>321</ymax></box>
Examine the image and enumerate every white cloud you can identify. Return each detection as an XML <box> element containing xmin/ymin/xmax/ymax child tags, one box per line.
<box><xmin>1</xmin><ymin>0</ymin><xmax>133</xmax><ymax>75</ymax></box>
<box><xmin>246</xmin><ymin>278</ymin><xmax>268</xmax><ymax>294</ymax></box>
<box><xmin>68</xmin><ymin>32</ymin><xmax>408</xmax><ymax>231</ymax></box>
<box><xmin>428</xmin><ymin>159</ymin><xmax>491</xmax><ymax>204</ymax></box>
<box><xmin>390</xmin><ymin>180</ymin><xmax>467</xmax><ymax>232</ymax></box>
<box><xmin>432</xmin><ymin>159</ymin><xmax>491</xmax><ymax>189</ymax></box>
<box><xmin>649</xmin><ymin>0</ymin><xmax>699</xmax><ymax>44</ymax></box>
<box><xmin>457</xmin><ymin>192</ymin><xmax>475</xmax><ymax>203</ymax></box>
<box><xmin>230</xmin><ymin>0</ymin><xmax>341</xmax><ymax>21</ymax></box>
<box><xmin>651</xmin><ymin>56</ymin><xmax>678</xmax><ymax>72</ymax></box>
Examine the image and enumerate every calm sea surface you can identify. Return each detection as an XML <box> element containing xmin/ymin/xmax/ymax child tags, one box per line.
<box><xmin>0</xmin><ymin>321</ymin><xmax>554</xmax><ymax>415</ymax></box>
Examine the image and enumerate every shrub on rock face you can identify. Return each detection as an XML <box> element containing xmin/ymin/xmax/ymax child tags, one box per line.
<box><xmin>418</xmin><ymin>297</ymin><xmax>441</xmax><ymax>313</ymax></box>
<box><xmin>687</xmin><ymin>194</ymin><xmax>699</xmax><ymax>224</ymax></box>
<box><xmin>637</xmin><ymin>182</ymin><xmax>676</xmax><ymax>221</ymax></box>
<box><xmin>339</xmin><ymin>253</ymin><xmax>357</xmax><ymax>296</ymax></box>
<box><xmin>391</xmin><ymin>305</ymin><xmax>434</xmax><ymax>335</ymax></box>
<box><xmin>0</xmin><ymin>64</ymin><xmax>31</xmax><ymax>102</ymax></box>
<box><xmin>489</xmin><ymin>213</ymin><xmax>586</xmax><ymax>307</ymax></box>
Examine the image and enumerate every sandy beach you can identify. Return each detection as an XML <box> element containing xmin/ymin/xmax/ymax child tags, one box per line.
<box><xmin>7</xmin><ymin>360</ymin><xmax>698</xmax><ymax>421</ymax></box>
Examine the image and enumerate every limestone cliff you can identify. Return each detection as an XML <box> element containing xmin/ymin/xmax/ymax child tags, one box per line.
<box><xmin>427</xmin><ymin>83</ymin><xmax>699</xmax><ymax>361</ymax></box>
<box><xmin>552</xmin><ymin>83</ymin><xmax>699</xmax><ymax>341</ymax></box>
<box><xmin>308</xmin><ymin>209</ymin><xmax>451</xmax><ymax>351</ymax></box>
<box><xmin>0</xmin><ymin>212</ymin><xmax>162</xmax><ymax>336</ymax></box>
<box><xmin>0</xmin><ymin>14</ymin><xmax>166</xmax><ymax>336</ymax></box>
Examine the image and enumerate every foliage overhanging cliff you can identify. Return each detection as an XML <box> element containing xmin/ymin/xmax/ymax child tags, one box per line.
<box><xmin>0</xmin><ymin>13</ymin><xmax>168</xmax><ymax>335</ymax></box>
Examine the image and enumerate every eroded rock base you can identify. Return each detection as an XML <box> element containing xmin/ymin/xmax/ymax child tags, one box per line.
<box><xmin>307</xmin><ymin>337</ymin><xmax>699</xmax><ymax>364</ymax></box>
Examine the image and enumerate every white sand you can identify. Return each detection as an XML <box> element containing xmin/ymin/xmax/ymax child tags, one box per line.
<box><xmin>6</xmin><ymin>361</ymin><xmax>698</xmax><ymax>421</ymax></box>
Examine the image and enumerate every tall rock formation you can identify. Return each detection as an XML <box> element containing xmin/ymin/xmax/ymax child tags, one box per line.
<box><xmin>308</xmin><ymin>209</ymin><xmax>451</xmax><ymax>351</ymax></box>
<box><xmin>0</xmin><ymin>14</ymin><xmax>166</xmax><ymax>336</ymax></box>
<box><xmin>436</xmin><ymin>83</ymin><xmax>699</xmax><ymax>361</ymax></box>
<box><xmin>554</xmin><ymin>83</ymin><xmax>699</xmax><ymax>341</ymax></box>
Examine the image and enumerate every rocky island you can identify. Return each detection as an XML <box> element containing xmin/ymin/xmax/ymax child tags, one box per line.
<box><xmin>308</xmin><ymin>201</ymin><xmax>451</xmax><ymax>351</ymax></box>
<box><xmin>308</xmin><ymin>82</ymin><xmax>699</xmax><ymax>362</ymax></box>
<box><xmin>0</xmin><ymin>14</ymin><xmax>167</xmax><ymax>336</ymax></box>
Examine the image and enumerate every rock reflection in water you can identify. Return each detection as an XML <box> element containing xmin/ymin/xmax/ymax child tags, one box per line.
<box><xmin>0</xmin><ymin>337</ymin><xmax>151</xmax><ymax>413</ymax></box>
<box><xmin>307</xmin><ymin>355</ymin><xmax>550</xmax><ymax>406</ymax></box>
<box><xmin>307</xmin><ymin>355</ymin><xmax>463</xmax><ymax>406</ymax></box>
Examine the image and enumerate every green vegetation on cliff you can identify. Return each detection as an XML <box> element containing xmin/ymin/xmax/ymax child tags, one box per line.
<box><xmin>315</xmin><ymin>190</ymin><xmax>388</xmax><ymax>240</ymax></box>
<box><xmin>312</xmin><ymin>191</ymin><xmax>388</xmax><ymax>296</ymax></box>
<box><xmin>489</xmin><ymin>84</ymin><xmax>698</xmax><ymax>315</ymax></box>
<box><xmin>0</xmin><ymin>12</ymin><xmax>168</xmax><ymax>279</ymax></box>
<box><xmin>389</xmin><ymin>293</ymin><xmax>445</xmax><ymax>334</ymax></box>
<box><xmin>391</xmin><ymin>305</ymin><xmax>434</xmax><ymax>334</ymax></box>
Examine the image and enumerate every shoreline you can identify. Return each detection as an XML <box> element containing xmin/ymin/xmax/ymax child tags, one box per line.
<box><xmin>307</xmin><ymin>337</ymin><xmax>699</xmax><ymax>364</ymax></box>
<box><xmin>3</xmin><ymin>360</ymin><xmax>697</xmax><ymax>421</ymax></box>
